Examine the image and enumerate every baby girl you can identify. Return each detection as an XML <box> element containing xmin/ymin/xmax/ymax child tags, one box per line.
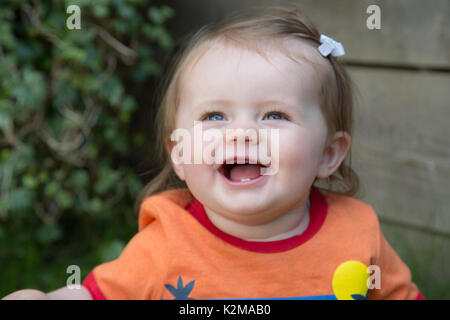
<box><xmin>4</xmin><ymin>7</ymin><xmax>423</xmax><ymax>300</ymax></box>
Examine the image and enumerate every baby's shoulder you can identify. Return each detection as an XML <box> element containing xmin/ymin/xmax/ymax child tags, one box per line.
<box><xmin>324</xmin><ymin>192</ymin><xmax>380</xmax><ymax>228</ymax></box>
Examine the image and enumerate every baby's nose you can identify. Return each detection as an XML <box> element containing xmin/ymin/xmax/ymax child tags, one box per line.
<box><xmin>225</xmin><ymin>122</ymin><xmax>260</xmax><ymax>144</ymax></box>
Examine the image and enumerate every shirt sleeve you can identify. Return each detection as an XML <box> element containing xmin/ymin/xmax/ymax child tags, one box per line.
<box><xmin>82</xmin><ymin>271</ymin><xmax>107</xmax><ymax>300</ymax></box>
<box><xmin>369</xmin><ymin>230</ymin><xmax>424</xmax><ymax>300</ymax></box>
<box><xmin>81</xmin><ymin>224</ymin><xmax>166</xmax><ymax>300</ymax></box>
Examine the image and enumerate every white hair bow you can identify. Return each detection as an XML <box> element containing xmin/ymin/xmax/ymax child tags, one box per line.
<box><xmin>318</xmin><ymin>34</ymin><xmax>345</xmax><ymax>57</ymax></box>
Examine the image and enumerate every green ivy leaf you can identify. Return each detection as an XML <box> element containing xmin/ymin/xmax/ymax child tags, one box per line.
<box><xmin>143</xmin><ymin>25</ymin><xmax>171</xmax><ymax>49</ymax></box>
<box><xmin>44</xmin><ymin>181</ymin><xmax>61</xmax><ymax>197</ymax></box>
<box><xmin>147</xmin><ymin>5</ymin><xmax>174</xmax><ymax>25</ymax></box>
<box><xmin>12</xmin><ymin>68</ymin><xmax>47</xmax><ymax>110</ymax></box>
<box><xmin>0</xmin><ymin>109</ymin><xmax>12</xmax><ymax>135</ymax></box>
<box><xmin>92</xmin><ymin>5</ymin><xmax>110</xmax><ymax>19</ymax></box>
<box><xmin>22</xmin><ymin>175</ymin><xmax>38</xmax><ymax>189</ymax></box>
<box><xmin>68</xmin><ymin>170</ymin><xmax>90</xmax><ymax>189</ymax></box>
<box><xmin>6</xmin><ymin>187</ymin><xmax>33</xmax><ymax>211</ymax></box>
<box><xmin>119</xmin><ymin>110</ymin><xmax>130</xmax><ymax>123</ymax></box>
<box><xmin>133</xmin><ymin>59</ymin><xmax>161</xmax><ymax>81</ymax></box>
<box><xmin>117</xmin><ymin>4</ymin><xmax>135</xmax><ymax>19</ymax></box>
<box><xmin>59</xmin><ymin>43</ymin><xmax>87</xmax><ymax>64</ymax></box>
<box><xmin>56</xmin><ymin>190</ymin><xmax>74</xmax><ymax>209</ymax></box>
<box><xmin>94</xmin><ymin>168</ymin><xmax>120</xmax><ymax>195</ymax></box>
<box><xmin>88</xmin><ymin>197</ymin><xmax>103</xmax><ymax>213</ymax></box>
<box><xmin>121</xmin><ymin>96</ymin><xmax>137</xmax><ymax>113</ymax></box>
<box><xmin>0</xmin><ymin>21</ymin><xmax>15</xmax><ymax>50</ymax></box>
<box><xmin>84</xmin><ymin>143</ymin><xmax>99</xmax><ymax>160</ymax></box>
<box><xmin>1</xmin><ymin>149</ymin><xmax>11</xmax><ymax>161</ymax></box>
<box><xmin>37</xmin><ymin>171</ymin><xmax>49</xmax><ymax>183</ymax></box>
<box><xmin>100</xmin><ymin>76</ymin><xmax>123</xmax><ymax>107</ymax></box>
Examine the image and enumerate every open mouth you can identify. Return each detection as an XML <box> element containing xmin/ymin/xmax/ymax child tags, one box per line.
<box><xmin>218</xmin><ymin>160</ymin><xmax>268</xmax><ymax>183</ymax></box>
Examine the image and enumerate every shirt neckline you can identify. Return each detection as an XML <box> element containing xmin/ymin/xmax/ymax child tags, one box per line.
<box><xmin>186</xmin><ymin>187</ymin><xmax>328</xmax><ymax>253</ymax></box>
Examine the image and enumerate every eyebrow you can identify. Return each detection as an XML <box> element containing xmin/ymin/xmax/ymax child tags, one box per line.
<box><xmin>194</xmin><ymin>99</ymin><xmax>232</xmax><ymax>108</ymax></box>
<box><xmin>194</xmin><ymin>98</ymin><xmax>298</xmax><ymax>109</ymax></box>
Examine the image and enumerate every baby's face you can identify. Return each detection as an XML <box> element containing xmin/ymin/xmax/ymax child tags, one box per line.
<box><xmin>172</xmin><ymin>40</ymin><xmax>331</xmax><ymax>224</ymax></box>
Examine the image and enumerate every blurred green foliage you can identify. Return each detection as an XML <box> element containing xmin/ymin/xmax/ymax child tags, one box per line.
<box><xmin>0</xmin><ymin>0</ymin><xmax>174</xmax><ymax>296</ymax></box>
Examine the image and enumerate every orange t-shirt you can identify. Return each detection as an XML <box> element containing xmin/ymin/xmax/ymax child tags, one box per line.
<box><xmin>82</xmin><ymin>187</ymin><xmax>424</xmax><ymax>300</ymax></box>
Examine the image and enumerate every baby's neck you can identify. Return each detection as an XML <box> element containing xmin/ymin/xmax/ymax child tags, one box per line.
<box><xmin>203</xmin><ymin>199</ymin><xmax>310</xmax><ymax>241</ymax></box>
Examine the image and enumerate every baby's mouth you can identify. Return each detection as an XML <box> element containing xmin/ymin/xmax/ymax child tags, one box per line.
<box><xmin>218</xmin><ymin>162</ymin><xmax>267</xmax><ymax>182</ymax></box>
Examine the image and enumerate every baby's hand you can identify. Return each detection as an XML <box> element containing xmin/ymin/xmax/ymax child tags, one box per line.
<box><xmin>2</xmin><ymin>289</ymin><xmax>49</xmax><ymax>300</ymax></box>
<box><xmin>2</xmin><ymin>286</ymin><xmax>93</xmax><ymax>300</ymax></box>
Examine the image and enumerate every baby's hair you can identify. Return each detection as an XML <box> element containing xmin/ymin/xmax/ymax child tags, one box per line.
<box><xmin>135</xmin><ymin>5</ymin><xmax>359</xmax><ymax>214</ymax></box>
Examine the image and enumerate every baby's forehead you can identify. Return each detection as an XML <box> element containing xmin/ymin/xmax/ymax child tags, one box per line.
<box><xmin>181</xmin><ymin>37</ymin><xmax>331</xmax><ymax>90</ymax></box>
<box><xmin>178</xmin><ymin>37</ymin><xmax>332</xmax><ymax>107</ymax></box>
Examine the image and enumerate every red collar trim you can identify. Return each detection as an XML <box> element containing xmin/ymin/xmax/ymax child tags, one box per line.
<box><xmin>187</xmin><ymin>187</ymin><xmax>328</xmax><ymax>253</ymax></box>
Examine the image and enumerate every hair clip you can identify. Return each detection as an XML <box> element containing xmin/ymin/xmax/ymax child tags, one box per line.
<box><xmin>318</xmin><ymin>34</ymin><xmax>345</xmax><ymax>57</ymax></box>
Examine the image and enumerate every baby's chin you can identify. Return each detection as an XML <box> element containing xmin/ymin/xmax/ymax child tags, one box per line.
<box><xmin>211</xmin><ymin>196</ymin><xmax>282</xmax><ymax>223</ymax></box>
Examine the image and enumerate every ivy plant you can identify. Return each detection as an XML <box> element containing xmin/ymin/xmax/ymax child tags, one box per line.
<box><xmin>0</xmin><ymin>0</ymin><xmax>174</xmax><ymax>295</ymax></box>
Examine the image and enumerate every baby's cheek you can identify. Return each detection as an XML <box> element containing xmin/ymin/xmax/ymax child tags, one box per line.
<box><xmin>273</xmin><ymin>134</ymin><xmax>318</xmax><ymax>195</ymax></box>
<box><xmin>183</xmin><ymin>163</ymin><xmax>210</xmax><ymax>180</ymax></box>
<box><xmin>278</xmin><ymin>132</ymin><xmax>321</xmax><ymax>182</ymax></box>
<box><xmin>183</xmin><ymin>164</ymin><xmax>213</xmax><ymax>197</ymax></box>
<box><xmin>276</xmin><ymin>131</ymin><xmax>311</xmax><ymax>166</ymax></box>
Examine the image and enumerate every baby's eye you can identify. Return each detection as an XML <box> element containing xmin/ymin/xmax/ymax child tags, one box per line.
<box><xmin>201</xmin><ymin>112</ymin><xmax>226</xmax><ymax>121</ymax></box>
<box><xmin>263</xmin><ymin>111</ymin><xmax>288</xmax><ymax>121</ymax></box>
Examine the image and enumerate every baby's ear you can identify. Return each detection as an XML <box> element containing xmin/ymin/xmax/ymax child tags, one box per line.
<box><xmin>166</xmin><ymin>137</ymin><xmax>186</xmax><ymax>181</ymax></box>
<box><xmin>316</xmin><ymin>131</ymin><xmax>351</xmax><ymax>179</ymax></box>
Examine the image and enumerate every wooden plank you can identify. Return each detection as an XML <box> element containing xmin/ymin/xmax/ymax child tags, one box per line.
<box><xmin>167</xmin><ymin>0</ymin><xmax>450</xmax><ymax>67</ymax></box>
<box><xmin>349</xmin><ymin>67</ymin><xmax>450</xmax><ymax>161</ymax></box>
<box><xmin>348</xmin><ymin>66</ymin><xmax>450</xmax><ymax>234</ymax></box>
<box><xmin>352</xmin><ymin>147</ymin><xmax>450</xmax><ymax>235</ymax></box>
<box><xmin>380</xmin><ymin>222</ymin><xmax>450</xmax><ymax>299</ymax></box>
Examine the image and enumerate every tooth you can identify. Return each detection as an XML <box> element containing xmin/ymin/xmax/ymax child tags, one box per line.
<box><xmin>240</xmin><ymin>178</ymin><xmax>251</xmax><ymax>182</ymax></box>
